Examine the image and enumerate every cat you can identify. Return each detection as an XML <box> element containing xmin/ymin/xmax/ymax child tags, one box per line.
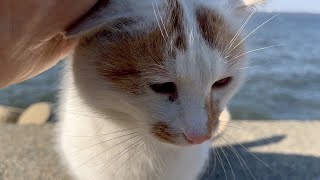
<box><xmin>58</xmin><ymin>0</ymin><xmax>263</xmax><ymax>179</ymax></box>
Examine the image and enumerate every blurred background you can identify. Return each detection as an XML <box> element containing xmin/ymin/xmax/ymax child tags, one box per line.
<box><xmin>0</xmin><ymin>1</ymin><xmax>320</xmax><ymax>180</ymax></box>
<box><xmin>0</xmin><ymin>0</ymin><xmax>319</xmax><ymax>120</ymax></box>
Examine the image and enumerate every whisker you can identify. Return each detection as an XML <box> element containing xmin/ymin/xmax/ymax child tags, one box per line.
<box><xmin>92</xmin><ymin>140</ymin><xmax>143</xmax><ymax>180</ymax></box>
<box><xmin>223</xmin><ymin>132</ymin><xmax>271</xmax><ymax>170</ymax></box>
<box><xmin>226</xmin><ymin>44</ymin><xmax>286</xmax><ymax>62</ymax></box>
<box><xmin>157</xmin><ymin>5</ymin><xmax>169</xmax><ymax>39</ymax></box>
<box><xmin>236</xmin><ymin>63</ymin><xmax>269</xmax><ymax>70</ymax></box>
<box><xmin>68</xmin><ymin>132</ymin><xmax>140</xmax><ymax>155</ymax></box>
<box><xmin>189</xmin><ymin>28</ymin><xmax>194</xmax><ymax>45</ymax></box>
<box><xmin>227</xmin><ymin>62</ymin><xmax>270</xmax><ymax>71</ymax></box>
<box><xmin>152</xmin><ymin>1</ymin><xmax>166</xmax><ymax>41</ymax></box>
<box><xmin>204</xmin><ymin>150</ymin><xmax>210</xmax><ymax>176</ymax></box>
<box><xmin>62</xmin><ymin>111</ymin><xmax>106</xmax><ymax>120</ymax></box>
<box><xmin>219</xmin><ymin>122</ymin><xmax>276</xmax><ymax>145</ymax></box>
<box><xmin>220</xmin><ymin>135</ymin><xmax>254</xmax><ymax>180</ymax></box>
<box><xmin>209</xmin><ymin>150</ymin><xmax>218</xmax><ymax>178</ymax></box>
<box><xmin>216</xmin><ymin>148</ymin><xmax>228</xmax><ymax>180</ymax></box>
<box><xmin>227</xmin><ymin>3</ymin><xmax>259</xmax><ymax>51</ymax></box>
<box><xmin>64</xmin><ymin>128</ymin><xmax>138</xmax><ymax>138</ymax></box>
<box><xmin>77</xmin><ymin>135</ymin><xmax>141</xmax><ymax>171</ymax></box>
<box><xmin>113</xmin><ymin>143</ymin><xmax>145</xmax><ymax>175</ymax></box>
<box><xmin>227</xmin><ymin>13</ymin><xmax>280</xmax><ymax>56</ymax></box>
<box><xmin>219</xmin><ymin>146</ymin><xmax>236</xmax><ymax>180</ymax></box>
<box><xmin>226</xmin><ymin>144</ymin><xmax>248</xmax><ymax>177</ymax></box>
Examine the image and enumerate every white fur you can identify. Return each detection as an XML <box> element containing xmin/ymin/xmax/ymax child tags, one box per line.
<box><xmin>58</xmin><ymin>67</ymin><xmax>211</xmax><ymax>180</ymax></box>
<box><xmin>58</xmin><ymin>0</ymin><xmax>253</xmax><ymax>179</ymax></box>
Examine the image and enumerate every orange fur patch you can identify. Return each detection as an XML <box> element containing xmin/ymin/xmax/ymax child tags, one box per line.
<box><xmin>196</xmin><ymin>7</ymin><xmax>245</xmax><ymax>62</ymax></box>
<box><xmin>205</xmin><ymin>94</ymin><xmax>221</xmax><ymax>133</ymax></box>
<box><xmin>95</xmin><ymin>29</ymin><xmax>169</xmax><ymax>95</ymax></box>
<box><xmin>152</xmin><ymin>122</ymin><xmax>178</xmax><ymax>144</ymax></box>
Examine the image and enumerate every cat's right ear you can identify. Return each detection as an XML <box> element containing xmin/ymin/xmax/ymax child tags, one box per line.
<box><xmin>236</xmin><ymin>0</ymin><xmax>267</xmax><ymax>12</ymax></box>
<box><xmin>64</xmin><ymin>0</ymin><xmax>133</xmax><ymax>38</ymax></box>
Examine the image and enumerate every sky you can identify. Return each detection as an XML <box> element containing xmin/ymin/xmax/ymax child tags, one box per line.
<box><xmin>261</xmin><ymin>0</ymin><xmax>320</xmax><ymax>13</ymax></box>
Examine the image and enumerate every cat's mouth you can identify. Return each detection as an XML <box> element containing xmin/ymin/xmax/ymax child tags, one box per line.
<box><xmin>151</xmin><ymin>122</ymin><xmax>214</xmax><ymax>146</ymax></box>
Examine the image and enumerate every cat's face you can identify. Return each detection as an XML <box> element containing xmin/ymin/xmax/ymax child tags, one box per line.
<box><xmin>67</xmin><ymin>0</ymin><xmax>261</xmax><ymax>146</ymax></box>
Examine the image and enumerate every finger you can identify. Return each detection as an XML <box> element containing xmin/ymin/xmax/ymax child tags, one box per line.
<box><xmin>16</xmin><ymin>35</ymin><xmax>79</xmax><ymax>83</ymax></box>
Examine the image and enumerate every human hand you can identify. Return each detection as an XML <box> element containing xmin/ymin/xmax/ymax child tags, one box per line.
<box><xmin>0</xmin><ymin>0</ymin><xmax>97</xmax><ymax>88</ymax></box>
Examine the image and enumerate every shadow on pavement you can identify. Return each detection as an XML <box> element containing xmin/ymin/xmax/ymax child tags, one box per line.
<box><xmin>201</xmin><ymin>135</ymin><xmax>320</xmax><ymax>180</ymax></box>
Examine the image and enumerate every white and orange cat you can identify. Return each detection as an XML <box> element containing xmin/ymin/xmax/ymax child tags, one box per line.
<box><xmin>58</xmin><ymin>0</ymin><xmax>263</xmax><ymax>180</ymax></box>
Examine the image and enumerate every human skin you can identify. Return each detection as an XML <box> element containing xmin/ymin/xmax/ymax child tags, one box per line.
<box><xmin>0</xmin><ymin>0</ymin><xmax>97</xmax><ymax>88</ymax></box>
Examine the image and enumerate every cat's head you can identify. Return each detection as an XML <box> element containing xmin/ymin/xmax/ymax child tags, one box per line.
<box><xmin>66</xmin><ymin>0</ymin><xmax>263</xmax><ymax>146</ymax></box>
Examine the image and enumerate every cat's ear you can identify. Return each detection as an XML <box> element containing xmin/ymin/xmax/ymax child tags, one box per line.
<box><xmin>243</xmin><ymin>0</ymin><xmax>266</xmax><ymax>7</ymax></box>
<box><xmin>236</xmin><ymin>0</ymin><xmax>267</xmax><ymax>12</ymax></box>
<box><xmin>64</xmin><ymin>0</ymin><xmax>135</xmax><ymax>38</ymax></box>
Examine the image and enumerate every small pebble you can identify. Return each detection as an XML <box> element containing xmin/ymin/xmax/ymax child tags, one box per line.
<box><xmin>18</xmin><ymin>102</ymin><xmax>52</xmax><ymax>125</ymax></box>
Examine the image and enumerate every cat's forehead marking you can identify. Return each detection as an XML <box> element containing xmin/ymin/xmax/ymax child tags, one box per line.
<box><xmin>95</xmin><ymin>29</ymin><xmax>167</xmax><ymax>95</ymax></box>
<box><xmin>166</xmin><ymin>0</ymin><xmax>188</xmax><ymax>51</ymax></box>
<box><xmin>195</xmin><ymin>6</ymin><xmax>244</xmax><ymax>62</ymax></box>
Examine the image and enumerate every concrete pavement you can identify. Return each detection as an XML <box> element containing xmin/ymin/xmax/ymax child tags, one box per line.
<box><xmin>0</xmin><ymin>121</ymin><xmax>319</xmax><ymax>180</ymax></box>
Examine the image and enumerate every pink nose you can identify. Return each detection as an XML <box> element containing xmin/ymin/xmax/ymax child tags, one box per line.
<box><xmin>184</xmin><ymin>134</ymin><xmax>211</xmax><ymax>145</ymax></box>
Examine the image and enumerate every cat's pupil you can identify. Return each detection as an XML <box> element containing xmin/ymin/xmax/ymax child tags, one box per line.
<box><xmin>212</xmin><ymin>77</ymin><xmax>232</xmax><ymax>89</ymax></box>
<box><xmin>150</xmin><ymin>82</ymin><xmax>177</xmax><ymax>101</ymax></box>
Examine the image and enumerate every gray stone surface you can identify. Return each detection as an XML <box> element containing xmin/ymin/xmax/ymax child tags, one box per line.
<box><xmin>0</xmin><ymin>121</ymin><xmax>319</xmax><ymax>180</ymax></box>
<box><xmin>0</xmin><ymin>124</ymin><xmax>70</xmax><ymax>180</ymax></box>
<box><xmin>203</xmin><ymin>120</ymin><xmax>320</xmax><ymax>180</ymax></box>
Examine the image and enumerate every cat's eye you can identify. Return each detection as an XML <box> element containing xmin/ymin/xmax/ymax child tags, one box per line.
<box><xmin>212</xmin><ymin>77</ymin><xmax>232</xmax><ymax>89</ymax></box>
<box><xmin>150</xmin><ymin>82</ymin><xmax>177</xmax><ymax>102</ymax></box>
<box><xmin>150</xmin><ymin>82</ymin><xmax>177</xmax><ymax>94</ymax></box>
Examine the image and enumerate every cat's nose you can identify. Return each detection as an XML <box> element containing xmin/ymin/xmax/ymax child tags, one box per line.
<box><xmin>184</xmin><ymin>133</ymin><xmax>211</xmax><ymax>145</ymax></box>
